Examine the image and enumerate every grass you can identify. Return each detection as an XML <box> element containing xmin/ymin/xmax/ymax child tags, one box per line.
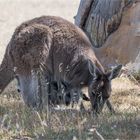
<box><xmin>0</xmin><ymin>0</ymin><xmax>139</xmax><ymax>139</ymax></box>
<box><xmin>0</xmin><ymin>77</ymin><xmax>140</xmax><ymax>140</ymax></box>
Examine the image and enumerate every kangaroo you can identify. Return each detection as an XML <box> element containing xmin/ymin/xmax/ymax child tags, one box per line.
<box><xmin>0</xmin><ymin>16</ymin><xmax>122</xmax><ymax>113</ymax></box>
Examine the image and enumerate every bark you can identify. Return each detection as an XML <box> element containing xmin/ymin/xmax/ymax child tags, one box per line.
<box><xmin>75</xmin><ymin>0</ymin><xmax>133</xmax><ymax>48</ymax></box>
<box><xmin>75</xmin><ymin>0</ymin><xmax>93</xmax><ymax>28</ymax></box>
<box><xmin>75</xmin><ymin>0</ymin><xmax>124</xmax><ymax>47</ymax></box>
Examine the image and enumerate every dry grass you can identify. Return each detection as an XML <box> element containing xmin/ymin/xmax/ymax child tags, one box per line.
<box><xmin>0</xmin><ymin>77</ymin><xmax>140</xmax><ymax>140</ymax></box>
<box><xmin>0</xmin><ymin>1</ymin><xmax>140</xmax><ymax>139</ymax></box>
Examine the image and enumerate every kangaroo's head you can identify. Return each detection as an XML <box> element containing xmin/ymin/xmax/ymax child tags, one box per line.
<box><xmin>88</xmin><ymin>60</ymin><xmax>122</xmax><ymax>114</ymax></box>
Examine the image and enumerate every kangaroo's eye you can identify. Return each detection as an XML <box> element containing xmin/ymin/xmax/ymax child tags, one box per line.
<box><xmin>96</xmin><ymin>81</ymin><xmax>104</xmax><ymax>91</ymax></box>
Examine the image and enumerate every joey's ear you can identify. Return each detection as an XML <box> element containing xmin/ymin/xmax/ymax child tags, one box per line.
<box><xmin>107</xmin><ymin>65</ymin><xmax>122</xmax><ymax>80</ymax></box>
<box><xmin>88</xmin><ymin>60</ymin><xmax>101</xmax><ymax>79</ymax></box>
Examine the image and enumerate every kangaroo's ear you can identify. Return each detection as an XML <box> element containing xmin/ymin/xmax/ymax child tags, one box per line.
<box><xmin>88</xmin><ymin>60</ymin><xmax>101</xmax><ymax>79</ymax></box>
<box><xmin>107</xmin><ymin>65</ymin><xmax>122</xmax><ymax>80</ymax></box>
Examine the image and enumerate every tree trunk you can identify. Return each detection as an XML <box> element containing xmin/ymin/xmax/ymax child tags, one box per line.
<box><xmin>75</xmin><ymin>0</ymin><xmax>93</xmax><ymax>28</ymax></box>
<box><xmin>75</xmin><ymin>0</ymin><xmax>140</xmax><ymax>69</ymax></box>
<box><xmin>75</xmin><ymin>0</ymin><xmax>133</xmax><ymax>48</ymax></box>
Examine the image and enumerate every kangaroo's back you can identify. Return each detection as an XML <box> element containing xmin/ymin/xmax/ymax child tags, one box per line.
<box><xmin>13</xmin><ymin>16</ymin><xmax>103</xmax><ymax>77</ymax></box>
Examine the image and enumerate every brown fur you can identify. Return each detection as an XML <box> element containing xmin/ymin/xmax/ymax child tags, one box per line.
<box><xmin>0</xmin><ymin>44</ymin><xmax>14</xmax><ymax>93</ymax></box>
<box><xmin>0</xmin><ymin>16</ymin><xmax>121</xmax><ymax>113</ymax></box>
<box><xmin>0</xmin><ymin>16</ymin><xmax>104</xmax><ymax>91</ymax></box>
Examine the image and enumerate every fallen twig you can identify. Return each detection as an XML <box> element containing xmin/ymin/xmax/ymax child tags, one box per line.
<box><xmin>89</xmin><ymin>128</ymin><xmax>105</xmax><ymax>140</ymax></box>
